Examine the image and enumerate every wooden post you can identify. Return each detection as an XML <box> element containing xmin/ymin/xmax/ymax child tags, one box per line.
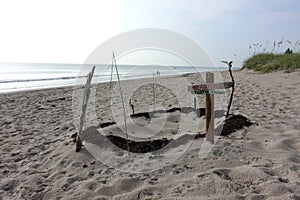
<box><xmin>206</xmin><ymin>72</ymin><xmax>214</xmax><ymax>143</ymax></box>
<box><xmin>153</xmin><ymin>73</ymin><xmax>156</xmax><ymax>111</ymax></box>
<box><xmin>76</xmin><ymin>66</ymin><xmax>95</xmax><ymax>152</ymax></box>
<box><xmin>194</xmin><ymin>96</ymin><xmax>200</xmax><ymax>118</ymax></box>
<box><xmin>110</xmin><ymin>57</ymin><xmax>114</xmax><ymax>90</ymax></box>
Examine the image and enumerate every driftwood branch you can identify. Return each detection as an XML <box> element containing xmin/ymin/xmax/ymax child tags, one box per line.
<box><xmin>226</xmin><ymin>83</ymin><xmax>235</xmax><ymax>118</ymax></box>
<box><xmin>76</xmin><ymin>66</ymin><xmax>96</xmax><ymax>152</ymax></box>
<box><xmin>129</xmin><ymin>98</ymin><xmax>135</xmax><ymax>115</ymax></box>
<box><xmin>222</xmin><ymin>61</ymin><xmax>235</xmax><ymax>118</ymax></box>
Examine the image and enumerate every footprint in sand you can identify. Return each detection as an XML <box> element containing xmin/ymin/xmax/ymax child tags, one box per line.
<box><xmin>212</xmin><ymin>149</ymin><xmax>224</xmax><ymax>156</ymax></box>
<box><xmin>61</xmin><ymin>175</ymin><xmax>85</xmax><ymax>191</ymax></box>
<box><xmin>83</xmin><ymin>181</ymin><xmax>98</xmax><ymax>191</ymax></box>
<box><xmin>213</xmin><ymin>168</ymin><xmax>231</xmax><ymax>180</ymax></box>
<box><xmin>197</xmin><ymin>173</ymin><xmax>209</xmax><ymax>179</ymax></box>
<box><xmin>71</xmin><ymin>162</ymin><xmax>82</xmax><ymax>168</ymax></box>
<box><xmin>137</xmin><ymin>189</ymin><xmax>154</xmax><ymax>199</ymax></box>
<box><xmin>288</xmin><ymin>154</ymin><xmax>300</xmax><ymax>164</ymax></box>
<box><xmin>0</xmin><ymin>179</ymin><xmax>18</xmax><ymax>192</ymax></box>
<box><xmin>148</xmin><ymin>176</ymin><xmax>158</xmax><ymax>185</ymax></box>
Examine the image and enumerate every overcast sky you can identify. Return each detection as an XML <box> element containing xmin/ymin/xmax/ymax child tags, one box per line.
<box><xmin>0</xmin><ymin>0</ymin><xmax>299</xmax><ymax>67</ymax></box>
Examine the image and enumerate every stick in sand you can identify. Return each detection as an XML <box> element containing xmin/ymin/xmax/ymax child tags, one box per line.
<box><xmin>129</xmin><ymin>98</ymin><xmax>135</xmax><ymax>115</ymax></box>
<box><xmin>113</xmin><ymin>52</ymin><xmax>130</xmax><ymax>155</ymax></box>
<box><xmin>110</xmin><ymin>57</ymin><xmax>114</xmax><ymax>90</ymax></box>
<box><xmin>76</xmin><ymin>66</ymin><xmax>96</xmax><ymax>152</ymax></box>
<box><xmin>221</xmin><ymin>60</ymin><xmax>235</xmax><ymax>118</ymax></box>
<box><xmin>226</xmin><ymin>62</ymin><xmax>235</xmax><ymax>118</ymax></box>
<box><xmin>153</xmin><ymin>72</ymin><xmax>156</xmax><ymax>111</ymax></box>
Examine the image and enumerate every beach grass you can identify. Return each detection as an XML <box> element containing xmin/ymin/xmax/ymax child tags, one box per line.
<box><xmin>242</xmin><ymin>52</ymin><xmax>300</xmax><ymax>73</ymax></box>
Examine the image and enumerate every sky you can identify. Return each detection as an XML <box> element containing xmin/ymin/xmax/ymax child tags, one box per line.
<box><xmin>0</xmin><ymin>0</ymin><xmax>300</xmax><ymax>67</ymax></box>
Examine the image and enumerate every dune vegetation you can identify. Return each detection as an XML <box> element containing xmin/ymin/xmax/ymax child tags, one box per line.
<box><xmin>242</xmin><ymin>52</ymin><xmax>300</xmax><ymax>73</ymax></box>
<box><xmin>242</xmin><ymin>39</ymin><xmax>300</xmax><ymax>73</ymax></box>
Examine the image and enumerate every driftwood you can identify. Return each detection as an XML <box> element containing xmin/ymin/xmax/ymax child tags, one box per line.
<box><xmin>222</xmin><ymin>61</ymin><xmax>235</xmax><ymax>118</ymax></box>
<box><xmin>205</xmin><ymin>72</ymin><xmax>215</xmax><ymax>143</ymax></box>
<box><xmin>188</xmin><ymin>81</ymin><xmax>233</xmax><ymax>91</ymax></box>
<box><xmin>75</xmin><ymin>66</ymin><xmax>95</xmax><ymax>152</ymax></box>
<box><xmin>129</xmin><ymin>98</ymin><xmax>135</xmax><ymax>115</ymax></box>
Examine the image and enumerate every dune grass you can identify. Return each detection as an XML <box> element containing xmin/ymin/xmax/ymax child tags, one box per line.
<box><xmin>242</xmin><ymin>53</ymin><xmax>300</xmax><ymax>73</ymax></box>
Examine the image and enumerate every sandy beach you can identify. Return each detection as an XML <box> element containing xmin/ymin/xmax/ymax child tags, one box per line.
<box><xmin>1</xmin><ymin>69</ymin><xmax>300</xmax><ymax>199</ymax></box>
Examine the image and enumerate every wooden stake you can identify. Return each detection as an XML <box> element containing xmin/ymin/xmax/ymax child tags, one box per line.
<box><xmin>205</xmin><ymin>72</ymin><xmax>214</xmax><ymax>143</ymax></box>
<box><xmin>113</xmin><ymin>52</ymin><xmax>130</xmax><ymax>155</ymax></box>
<box><xmin>153</xmin><ymin>72</ymin><xmax>156</xmax><ymax>111</ymax></box>
<box><xmin>76</xmin><ymin>66</ymin><xmax>95</xmax><ymax>152</ymax></box>
<box><xmin>110</xmin><ymin>57</ymin><xmax>114</xmax><ymax>90</ymax></box>
<box><xmin>194</xmin><ymin>96</ymin><xmax>200</xmax><ymax>117</ymax></box>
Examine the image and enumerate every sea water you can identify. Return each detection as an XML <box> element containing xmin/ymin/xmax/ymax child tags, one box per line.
<box><xmin>0</xmin><ymin>63</ymin><xmax>229</xmax><ymax>93</ymax></box>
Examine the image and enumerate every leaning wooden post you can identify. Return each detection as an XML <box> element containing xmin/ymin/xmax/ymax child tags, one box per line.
<box><xmin>194</xmin><ymin>96</ymin><xmax>200</xmax><ymax>117</ymax></box>
<box><xmin>75</xmin><ymin>66</ymin><xmax>95</xmax><ymax>152</ymax></box>
<box><xmin>206</xmin><ymin>72</ymin><xmax>214</xmax><ymax>143</ymax></box>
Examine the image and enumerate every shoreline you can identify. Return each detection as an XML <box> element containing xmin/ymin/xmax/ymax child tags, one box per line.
<box><xmin>0</xmin><ymin>66</ymin><xmax>240</xmax><ymax>95</ymax></box>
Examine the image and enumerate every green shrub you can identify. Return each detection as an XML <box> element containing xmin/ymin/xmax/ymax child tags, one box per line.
<box><xmin>285</xmin><ymin>48</ymin><xmax>293</xmax><ymax>54</ymax></box>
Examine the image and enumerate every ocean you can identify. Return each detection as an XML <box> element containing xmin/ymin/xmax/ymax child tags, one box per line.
<box><xmin>0</xmin><ymin>63</ymin><xmax>230</xmax><ymax>93</ymax></box>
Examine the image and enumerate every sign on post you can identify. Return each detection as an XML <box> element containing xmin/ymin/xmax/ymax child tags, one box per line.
<box><xmin>187</xmin><ymin>73</ymin><xmax>234</xmax><ymax>144</ymax></box>
<box><xmin>187</xmin><ymin>81</ymin><xmax>233</xmax><ymax>94</ymax></box>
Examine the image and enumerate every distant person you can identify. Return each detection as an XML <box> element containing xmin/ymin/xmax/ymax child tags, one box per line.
<box><xmin>156</xmin><ymin>71</ymin><xmax>160</xmax><ymax>77</ymax></box>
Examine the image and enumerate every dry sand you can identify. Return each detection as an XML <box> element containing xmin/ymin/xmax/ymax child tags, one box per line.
<box><xmin>0</xmin><ymin>69</ymin><xmax>300</xmax><ymax>199</ymax></box>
